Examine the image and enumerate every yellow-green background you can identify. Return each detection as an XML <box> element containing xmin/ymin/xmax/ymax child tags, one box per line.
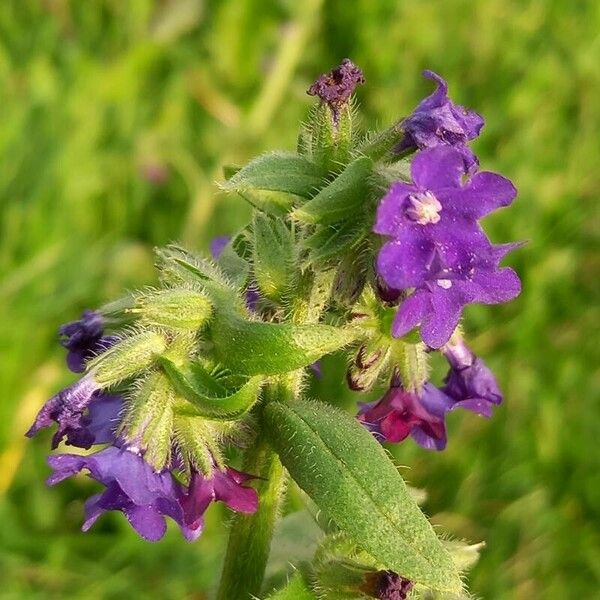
<box><xmin>1</xmin><ymin>1</ymin><xmax>598</xmax><ymax>598</ymax></box>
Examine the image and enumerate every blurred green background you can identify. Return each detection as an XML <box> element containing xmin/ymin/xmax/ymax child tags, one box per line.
<box><xmin>1</xmin><ymin>1</ymin><xmax>599</xmax><ymax>598</ymax></box>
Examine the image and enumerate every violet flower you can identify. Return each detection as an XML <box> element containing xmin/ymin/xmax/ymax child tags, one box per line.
<box><xmin>26</xmin><ymin>374</ymin><xmax>104</xmax><ymax>449</ymax></box>
<box><xmin>47</xmin><ymin>445</ymin><xmax>189</xmax><ymax>542</ymax></box>
<box><xmin>60</xmin><ymin>310</ymin><xmax>116</xmax><ymax>373</ymax></box>
<box><xmin>307</xmin><ymin>58</ymin><xmax>365</xmax><ymax>115</ymax></box>
<box><xmin>210</xmin><ymin>235</ymin><xmax>231</xmax><ymax>260</ymax></box>
<box><xmin>442</xmin><ymin>338</ymin><xmax>502</xmax><ymax>417</ymax></box>
<box><xmin>47</xmin><ymin>445</ymin><xmax>259</xmax><ymax>542</ymax></box>
<box><xmin>375</xmin><ymin>146</ymin><xmax>521</xmax><ymax>348</ymax></box>
<box><xmin>397</xmin><ymin>70</ymin><xmax>484</xmax><ymax>172</ymax></box>
<box><xmin>357</xmin><ymin>362</ymin><xmax>503</xmax><ymax>451</ymax></box>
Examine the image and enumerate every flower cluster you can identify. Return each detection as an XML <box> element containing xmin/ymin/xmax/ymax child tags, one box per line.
<box><xmin>358</xmin><ymin>338</ymin><xmax>503</xmax><ymax>451</ymax></box>
<box><xmin>27</xmin><ymin>312</ymin><xmax>258</xmax><ymax>541</ymax></box>
<box><xmin>357</xmin><ymin>70</ymin><xmax>520</xmax><ymax>451</ymax></box>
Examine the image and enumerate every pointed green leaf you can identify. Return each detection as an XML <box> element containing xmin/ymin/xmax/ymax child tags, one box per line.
<box><xmin>210</xmin><ymin>314</ymin><xmax>358</xmax><ymax>375</ymax></box>
<box><xmin>293</xmin><ymin>156</ymin><xmax>373</xmax><ymax>225</ymax></box>
<box><xmin>159</xmin><ymin>356</ymin><xmax>263</xmax><ymax>420</ymax></box>
<box><xmin>220</xmin><ymin>151</ymin><xmax>326</xmax><ymax>198</ymax></box>
<box><xmin>263</xmin><ymin>399</ymin><xmax>463</xmax><ymax>593</ymax></box>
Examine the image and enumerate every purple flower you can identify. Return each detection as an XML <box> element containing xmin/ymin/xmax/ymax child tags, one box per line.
<box><xmin>442</xmin><ymin>338</ymin><xmax>502</xmax><ymax>417</ymax></box>
<box><xmin>26</xmin><ymin>375</ymin><xmax>105</xmax><ymax>449</ymax></box>
<box><xmin>60</xmin><ymin>310</ymin><xmax>116</xmax><ymax>373</ymax></box>
<box><xmin>47</xmin><ymin>445</ymin><xmax>189</xmax><ymax>542</ymax></box>
<box><xmin>47</xmin><ymin>446</ymin><xmax>259</xmax><ymax>542</ymax></box>
<box><xmin>375</xmin><ymin>146</ymin><xmax>521</xmax><ymax>348</ymax></box>
<box><xmin>358</xmin><ymin>383</ymin><xmax>453</xmax><ymax>451</ymax></box>
<box><xmin>178</xmin><ymin>468</ymin><xmax>258</xmax><ymax>537</ymax></box>
<box><xmin>397</xmin><ymin>70</ymin><xmax>484</xmax><ymax>172</ymax></box>
<box><xmin>307</xmin><ymin>58</ymin><xmax>365</xmax><ymax>114</ymax></box>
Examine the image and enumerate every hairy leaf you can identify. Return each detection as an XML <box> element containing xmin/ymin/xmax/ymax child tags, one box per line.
<box><xmin>210</xmin><ymin>315</ymin><xmax>358</xmax><ymax>375</ymax></box>
<box><xmin>221</xmin><ymin>151</ymin><xmax>326</xmax><ymax>198</ymax></box>
<box><xmin>263</xmin><ymin>572</ymin><xmax>316</xmax><ymax>600</ymax></box>
<box><xmin>264</xmin><ymin>399</ymin><xmax>462</xmax><ymax>593</ymax></box>
<box><xmin>293</xmin><ymin>156</ymin><xmax>373</xmax><ymax>225</ymax></box>
<box><xmin>159</xmin><ymin>356</ymin><xmax>262</xmax><ymax>420</ymax></box>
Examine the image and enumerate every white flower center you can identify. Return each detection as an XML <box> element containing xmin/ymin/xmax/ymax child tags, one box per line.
<box><xmin>437</xmin><ymin>279</ymin><xmax>452</xmax><ymax>289</ymax></box>
<box><xmin>406</xmin><ymin>191</ymin><xmax>442</xmax><ymax>225</ymax></box>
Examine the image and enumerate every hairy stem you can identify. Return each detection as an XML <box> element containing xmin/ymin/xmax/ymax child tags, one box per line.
<box><xmin>216</xmin><ymin>388</ymin><xmax>290</xmax><ymax>599</ymax></box>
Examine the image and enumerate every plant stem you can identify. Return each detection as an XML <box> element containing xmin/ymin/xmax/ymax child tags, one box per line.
<box><xmin>216</xmin><ymin>427</ymin><xmax>287</xmax><ymax>599</ymax></box>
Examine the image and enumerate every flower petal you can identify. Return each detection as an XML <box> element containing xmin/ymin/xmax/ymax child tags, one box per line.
<box><xmin>374</xmin><ymin>181</ymin><xmax>417</xmax><ymax>236</ymax></box>
<box><xmin>391</xmin><ymin>291</ymin><xmax>430</xmax><ymax>338</ymax></box>
<box><xmin>420</xmin><ymin>287</ymin><xmax>465</xmax><ymax>348</ymax></box>
<box><xmin>411</xmin><ymin>146</ymin><xmax>466</xmax><ymax>190</ymax></box>
<box><xmin>377</xmin><ymin>236</ymin><xmax>434</xmax><ymax>290</ymax></box>
<box><xmin>445</xmin><ymin>171</ymin><xmax>517</xmax><ymax>219</ymax></box>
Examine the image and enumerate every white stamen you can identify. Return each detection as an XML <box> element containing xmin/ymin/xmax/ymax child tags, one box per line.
<box><xmin>406</xmin><ymin>191</ymin><xmax>442</xmax><ymax>225</ymax></box>
<box><xmin>437</xmin><ymin>279</ymin><xmax>452</xmax><ymax>289</ymax></box>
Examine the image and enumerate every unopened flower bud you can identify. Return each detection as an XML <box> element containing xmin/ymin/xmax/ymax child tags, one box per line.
<box><xmin>346</xmin><ymin>343</ymin><xmax>389</xmax><ymax>392</ymax></box>
<box><xmin>131</xmin><ymin>289</ymin><xmax>213</xmax><ymax>331</ymax></box>
<box><xmin>360</xmin><ymin>570</ymin><xmax>414</xmax><ymax>600</ymax></box>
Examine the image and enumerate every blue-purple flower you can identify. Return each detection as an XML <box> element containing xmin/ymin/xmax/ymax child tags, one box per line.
<box><xmin>26</xmin><ymin>374</ymin><xmax>106</xmax><ymax>449</ymax></box>
<box><xmin>397</xmin><ymin>70</ymin><xmax>484</xmax><ymax>172</ymax></box>
<box><xmin>375</xmin><ymin>146</ymin><xmax>521</xmax><ymax>348</ymax></box>
<box><xmin>308</xmin><ymin>58</ymin><xmax>365</xmax><ymax>113</ymax></box>
<box><xmin>47</xmin><ymin>445</ymin><xmax>258</xmax><ymax>542</ymax></box>
<box><xmin>60</xmin><ymin>310</ymin><xmax>116</xmax><ymax>373</ymax></box>
<box><xmin>442</xmin><ymin>338</ymin><xmax>503</xmax><ymax>417</ymax></box>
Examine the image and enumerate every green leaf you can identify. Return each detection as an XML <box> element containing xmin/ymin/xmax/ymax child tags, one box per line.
<box><xmin>220</xmin><ymin>151</ymin><xmax>326</xmax><ymax>198</ymax></box>
<box><xmin>253</xmin><ymin>213</ymin><xmax>295</xmax><ymax>302</ymax></box>
<box><xmin>159</xmin><ymin>356</ymin><xmax>263</xmax><ymax>420</ymax></box>
<box><xmin>293</xmin><ymin>156</ymin><xmax>373</xmax><ymax>225</ymax></box>
<box><xmin>263</xmin><ymin>572</ymin><xmax>316</xmax><ymax>600</ymax></box>
<box><xmin>210</xmin><ymin>314</ymin><xmax>358</xmax><ymax>375</ymax></box>
<box><xmin>304</xmin><ymin>219</ymin><xmax>366</xmax><ymax>265</ymax></box>
<box><xmin>263</xmin><ymin>399</ymin><xmax>463</xmax><ymax>593</ymax></box>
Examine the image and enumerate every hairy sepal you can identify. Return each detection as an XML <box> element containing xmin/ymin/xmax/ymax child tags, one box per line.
<box><xmin>263</xmin><ymin>571</ymin><xmax>317</xmax><ymax>600</ymax></box>
<box><xmin>263</xmin><ymin>399</ymin><xmax>463</xmax><ymax>593</ymax></box>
